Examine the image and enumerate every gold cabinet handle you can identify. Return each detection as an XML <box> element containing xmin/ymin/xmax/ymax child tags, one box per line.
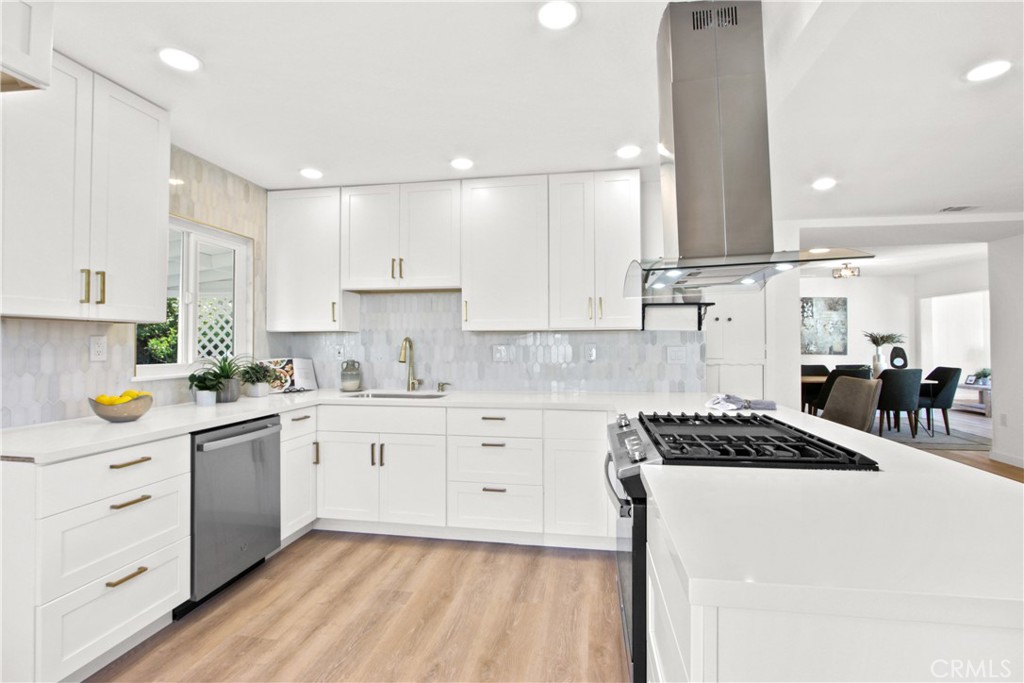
<box><xmin>331</xmin><ymin>301</ymin><xmax>337</xmax><ymax>322</ymax></box>
<box><xmin>371</xmin><ymin>442</ymin><xmax>376</xmax><ymax>466</ymax></box>
<box><xmin>463</xmin><ymin>300</ymin><xmax>468</xmax><ymax>322</ymax></box>
<box><xmin>110</xmin><ymin>494</ymin><xmax>152</xmax><ymax>510</ymax></box>
<box><xmin>481</xmin><ymin>442</ymin><xmax>506</xmax><ymax>448</ymax></box>
<box><xmin>106</xmin><ymin>566</ymin><xmax>148</xmax><ymax>588</ymax></box>
<box><xmin>380</xmin><ymin>443</ymin><xmax>385</xmax><ymax>467</ymax></box>
<box><xmin>314</xmin><ymin>441</ymin><xmax>320</xmax><ymax>465</ymax></box>
<box><xmin>399</xmin><ymin>257</ymin><xmax>404</xmax><ymax>279</ymax></box>
<box><xmin>588</xmin><ymin>297</ymin><xmax>593</xmax><ymax>320</ymax></box>
<box><xmin>109</xmin><ymin>456</ymin><xmax>152</xmax><ymax>470</ymax></box>
<box><xmin>482</xmin><ymin>487</ymin><xmax>507</xmax><ymax>493</ymax></box>
<box><xmin>291</xmin><ymin>415</ymin><xmax>312</xmax><ymax>422</ymax></box>
<box><xmin>391</xmin><ymin>258</ymin><xmax>396</xmax><ymax>279</ymax></box>
<box><xmin>96</xmin><ymin>270</ymin><xmax>107</xmax><ymax>304</ymax></box>
<box><xmin>80</xmin><ymin>268</ymin><xmax>91</xmax><ymax>304</ymax></box>
<box><xmin>481</xmin><ymin>416</ymin><xmax>506</xmax><ymax>421</ymax></box>
<box><xmin>599</xmin><ymin>296</ymin><xmax>604</xmax><ymax>319</ymax></box>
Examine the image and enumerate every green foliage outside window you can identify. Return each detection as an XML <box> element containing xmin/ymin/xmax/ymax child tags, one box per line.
<box><xmin>136</xmin><ymin>298</ymin><xmax>179</xmax><ymax>365</ymax></box>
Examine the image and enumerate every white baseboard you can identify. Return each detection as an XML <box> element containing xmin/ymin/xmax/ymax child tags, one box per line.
<box><xmin>62</xmin><ymin>613</ymin><xmax>172</xmax><ymax>683</ymax></box>
<box><xmin>990</xmin><ymin>450</ymin><xmax>1024</xmax><ymax>469</ymax></box>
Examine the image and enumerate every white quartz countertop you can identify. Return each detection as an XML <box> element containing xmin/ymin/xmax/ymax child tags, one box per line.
<box><xmin>0</xmin><ymin>389</ymin><xmax>713</xmax><ymax>464</ymax></box>
<box><xmin>641</xmin><ymin>406</ymin><xmax>1024</xmax><ymax>629</ymax></box>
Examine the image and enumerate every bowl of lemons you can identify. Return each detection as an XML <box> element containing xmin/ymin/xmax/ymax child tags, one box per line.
<box><xmin>89</xmin><ymin>391</ymin><xmax>154</xmax><ymax>423</ymax></box>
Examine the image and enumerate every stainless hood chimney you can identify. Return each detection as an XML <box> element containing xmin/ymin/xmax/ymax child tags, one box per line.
<box><xmin>628</xmin><ymin>0</ymin><xmax>870</xmax><ymax>300</ymax></box>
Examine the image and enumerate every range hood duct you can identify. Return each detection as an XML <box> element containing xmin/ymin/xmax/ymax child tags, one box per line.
<box><xmin>629</xmin><ymin>1</ymin><xmax>871</xmax><ymax>301</ymax></box>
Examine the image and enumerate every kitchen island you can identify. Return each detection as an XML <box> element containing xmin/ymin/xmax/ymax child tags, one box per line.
<box><xmin>641</xmin><ymin>406</ymin><xmax>1023</xmax><ymax>682</ymax></box>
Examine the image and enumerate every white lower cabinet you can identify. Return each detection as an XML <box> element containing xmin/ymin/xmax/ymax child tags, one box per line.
<box><xmin>706</xmin><ymin>363</ymin><xmax>764</xmax><ymax>399</ymax></box>
<box><xmin>543</xmin><ymin>438</ymin><xmax>609</xmax><ymax>537</ymax></box>
<box><xmin>37</xmin><ymin>537</ymin><xmax>190</xmax><ymax>682</ymax></box>
<box><xmin>447</xmin><ymin>481</ymin><xmax>543</xmax><ymax>533</ymax></box>
<box><xmin>280</xmin><ymin>433</ymin><xmax>318</xmax><ymax>540</ymax></box>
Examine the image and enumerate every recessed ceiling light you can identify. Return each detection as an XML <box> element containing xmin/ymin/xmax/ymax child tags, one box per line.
<box><xmin>774</xmin><ymin>263</ymin><xmax>795</xmax><ymax>271</ymax></box>
<box><xmin>666</xmin><ymin>270</ymin><xmax>683</xmax><ymax>278</ymax></box>
<box><xmin>616</xmin><ymin>145</ymin><xmax>642</xmax><ymax>160</ymax></box>
<box><xmin>158</xmin><ymin>48</ymin><xmax>202</xmax><ymax>72</ymax></box>
<box><xmin>809</xmin><ymin>247</ymin><xmax>831</xmax><ymax>254</ymax></box>
<box><xmin>740</xmin><ymin>278</ymin><xmax>756</xmax><ymax>285</ymax></box>
<box><xmin>811</xmin><ymin>177</ymin><xmax>837</xmax><ymax>191</ymax></box>
<box><xmin>537</xmin><ymin>1</ymin><xmax>579</xmax><ymax>30</ymax></box>
<box><xmin>168</xmin><ymin>178</ymin><xmax>185</xmax><ymax>186</ymax></box>
<box><xmin>450</xmin><ymin>158</ymin><xmax>474</xmax><ymax>171</ymax></box>
<box><xmin>299</xmin><ymin>168</ymin><xmax>323</xmax><ymax>180</ymax></box>
<box><xmin>966</xmin><ymin>60</ymin><xmax>1012</xmax><ymax>82</ymax></box>
<box><xmin>651</xmin><ymin>282</ymin><xmax>667</xmax><ymax>290</ymax></box>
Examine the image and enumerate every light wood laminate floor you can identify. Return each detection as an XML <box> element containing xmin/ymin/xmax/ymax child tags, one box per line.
<box><xmin>90</xmin><ymin>532</ymin><xmax>629</xmax><ymax>683</ymax></box>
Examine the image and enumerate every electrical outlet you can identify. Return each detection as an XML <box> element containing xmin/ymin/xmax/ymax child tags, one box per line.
<box><xmin>492</xmin><ymin>345</ymin><xmax>511</xmax><ymax>363</ymax></box>
<box><xmin>335</xmin><ymin>346</ymin><xmax>345</xmax><ymax>361</ymax></box>
<box><xmin>89</xmin><ymin>335</ymin><xmax>107</xmax><ymax>362</ymax></box>
<box><xmin>666</xmin><ymin>346</ymin><xmax>687</xmax><ymax>365</ymax></box>
<box><xmin>583</xmin><ymin>343</ymin><xmax>598</xmax><ymax>362</ymax></box>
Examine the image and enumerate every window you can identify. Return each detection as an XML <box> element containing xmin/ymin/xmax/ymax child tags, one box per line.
<box><xmin>135</xmin><ymin>217</ymin><xmax>252</xmax><ymax>379</ymax></box>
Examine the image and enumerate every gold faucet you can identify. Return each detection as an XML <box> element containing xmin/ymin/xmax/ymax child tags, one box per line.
<box><xmin>398</xmin><ymin>337</ymin><xmax>422</xmax><ymax>392</ymax></box>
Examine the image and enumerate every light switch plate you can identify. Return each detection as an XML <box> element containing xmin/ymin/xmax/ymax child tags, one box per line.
<box><xmin>89</xmin><ymin>335</ymin><xmax>107</xmax><ymax>362</ymax></box>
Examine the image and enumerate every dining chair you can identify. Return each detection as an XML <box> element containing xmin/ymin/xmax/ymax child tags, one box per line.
<box><xmin>917</xmin><ymin>367</ymin><xmax>962</xmax><ymax>436</ymax></box>
<box><xmin>822</xmin><ymin>377</ymin><xmax>882</xmax><ymax>432</ymax></box>
<box><xmin>836</xmin><ymin>364</ymin><xmax>869</xmax><ymax>370</ymax></box>
<box><xmin>876</xmin><ymin>369</ymin><xmax>923</xmax><ymax>437</ymax></box>
<box><xmin>801</xmin><ymin>365</ymin><xmax>830</xmax><ymax>413</ymax></box>
<box><xmin>809</xmin><ymin>368</ymin><xmax>872</xmax><ymax>415</ymax></box>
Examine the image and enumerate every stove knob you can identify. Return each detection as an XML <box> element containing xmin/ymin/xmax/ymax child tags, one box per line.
<box><xmin>616</xmin><ymin>414</ymin><xmax>630</xmax><ymax>428</ymax></box>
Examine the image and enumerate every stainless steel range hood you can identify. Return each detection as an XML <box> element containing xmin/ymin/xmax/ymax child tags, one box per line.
<box><xmin>630</xmin><ymin>0</ymin><xmax>870</xmax><ymax>300</ymax></box>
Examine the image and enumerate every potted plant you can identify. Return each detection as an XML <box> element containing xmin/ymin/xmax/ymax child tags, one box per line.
<box><xmin>863</xmin><ymin>331</ymin><xmax>906</xmax><ymax>377</ymax></box>
<box><xmin>975</xmin><ymin>368</ymin><xmax>991</xmax><ymax>386</ymax></box>
<box><xmin>239</xmin><ymin>359</ymin><xmax>275</xmax><ymax>398</ymax></box>
<box><xmin>188</xmin><ymin>369</ymin><xmax>224</xmax><ymax>407</ymax></box>
<box><xmin>201</xmin><ymin>355</ymin><xmax>244</xmax><ymax>403</ymax></box>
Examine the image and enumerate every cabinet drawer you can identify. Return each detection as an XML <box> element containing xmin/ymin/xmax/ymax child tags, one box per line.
<box><xmin>37</xmin><ymin>436</ymin><xmax>190</xmax><ymax>518</ymax></box>
<box><xmin>648</xmin><ymin>547</ymin><xmax>690</xmax><ymax>683</ymax></box>
<box><xmin>38</xmin><ymin>473</ymin><xmax>190</xmax><ymax>603</ymax></box>
<box><xmin>447</xmin><ymin>408</ymin><xmax>542</xmax><ymax>438</ymax></box>
<box><xmin>543</xmin><ymin>410</ymin><xmax>609</xmax><ymax>440</ymax></box>
<box><xmin>318</xmin><ymin>406</ymin><xmax>445</xmax><ymax>435</ymax></box>
<box><xmin>37</xmin><ymin>537</ymin><xmax>190</xmax><ymax>682</ymax></box>
<box><xmin>280</xmin><ymin>407</ymin><xmax>317</xmax><ymax>442</ymax></box>
<box><xmin>447</xmin><ymin>436</ymin><xmax>542</xmax><ymax>485</ymax></box>
<box><xmin>447</xmin><ymin>482</ymin><xmax>543</xmax><ymax>533</ymax></box>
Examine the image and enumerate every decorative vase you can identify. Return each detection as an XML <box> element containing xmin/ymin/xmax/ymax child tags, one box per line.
<box><xmin>216</xmin><ymin>378</ymin><xmax>241</xmax><ymax>403</ymax></box>
<box><xmin>242</xmin><ymin>382</ymin><xmax>270</xmax><ymax>398</ymax></box>
<box><xmin>871</xmin><ymin>352</ymin><xmax>884</xmax><ymax>378</ymax></box>
<box><xmin>195</xmin><ymin>390</ymin><xmax>218</xmax><ymax>407</ymax></box>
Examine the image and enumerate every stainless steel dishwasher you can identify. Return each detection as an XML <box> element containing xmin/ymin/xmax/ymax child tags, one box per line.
<box><xmin>187</xmin><ymin>415</ymin><xmax>282</xmax><ymax>608</ymax></box>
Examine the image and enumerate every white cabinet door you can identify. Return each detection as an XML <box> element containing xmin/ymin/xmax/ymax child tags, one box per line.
<box><xmin>341</xmin><ymin>184</ymin><xmax>400</xmax><ymax>289</ymax></box>
<box><xmin>379</xmin><ymin>433</ymin><xmax>446</xmax><ymax>527</ymax></box>
<box><xmin>1</xmin><ymin>53</ymin><xmax>91</xmax><ymax>319</ymax></box>
<box><xmin>543</xmin><ymin>438</ymin><xmax>609</xmax><ymax>537</ymax></box>
<box><xmin>280</xmin><ymin>434</ymin><xmax>318</xmax><ymax>539</ymax></box>
<box><xmin>317</xmin><ymin>433</ymin><xmax>379</xmax><ymax>521</ymax></box>
<box><xmin>706</xmin><ymin>290</ymin><xmax>765</xmax><ymax>362</ymax></box>
<box><xmin>461</xmin><ymin>175</ymin><xmax>549</xmax><ymax>331</ymax></box>
<box><xmin>399</xmin><ymin>180</ymin><xmax>461</xmax><ymax>289</ymax></box>
<box><xmin>267</xmin><ymin>188</ymin><xmax>359</xmax><ymax>332</ymax></box>
<box><xmin>548</xmin><ymin>173</ymin><xmax>596</xmax><ymax>329</ymax></box>
<box><xmin>594</xmin><ymin>169</ymin><xmax>641</xmax><ymax>329</ymax></box>
<box><xmin>718</xmin><ymin>364</ymin><xmax>764</xmax><ymax>398</ymax></box>
<box><xmin>1</xmin><ymin>1</ymin><xmax>53</xmax><ymax>89</ymax></box>
<box><xmin>89</xmin><ymin>75</ymin><xmax>170</xmax><ymax>323</ymax></box>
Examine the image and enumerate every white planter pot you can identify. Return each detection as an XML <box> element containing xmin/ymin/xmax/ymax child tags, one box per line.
<box><xmin>242</xmin><ymin>382</ymin><xmax>270</xmax><ymax>398</ymax></box>
<box><xmin>872</xmin><ymin>352</ymin><xmax>885</xmax><ymax>378</ymax></box>
<box><xmin>195</xmin><ymin>390</ymin><xmax>218</xmax><ymax>407</ymax></box>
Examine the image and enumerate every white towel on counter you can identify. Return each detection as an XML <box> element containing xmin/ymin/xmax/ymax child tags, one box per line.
<box><xmin>706</xmin><ymin>394</ymin><xmax>777</xmax><ymax>411</ymax></box>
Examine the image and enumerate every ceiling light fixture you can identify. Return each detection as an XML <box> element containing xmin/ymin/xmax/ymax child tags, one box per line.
<box><xmin>808</xmin><ymin>247</ymin><xmax>831</xmax><ymax>254</ymax></box>
<box><xmin>965</xmin><ymin>60</ymin><xmax>1012</xmax><ymax>82</ymax></box>
<box><xmin>665</xmin><ymin>270</ymin><xmax>683</xmax><ymax>278</ymax></box>
<box><xmin>450</xmin><ymin>158</ymin><xmax>474</xmax><ymax>171</ymax></box>
<box><xmin>832</xmin><ymin>263</ymin><xmax>860</xmax><ymax>279</ymax></box>
<box><xmin>651</xmin><ymin>282</ymin><xmax>667</xmax><ymax>290</ymax></box>
<box><xmin>299</xmin><ymin>168</ymin><xmax>323</xmax><ymax>180</ymax></box>
<box><xmin>158</xmin><ymin>48</ymin><xmax>202</xmax><ymax>72</ymax></box>
<box><xmin>616</xmin><ymin>144</ymin><xmax>642</xmax><ymax>160</ymax></box>
<box><xmin>168</xmin><ymin>178</ymin><xmax>185</xmax><ymax>186</ymax></box>
<box><xmin>537</xmin><ymin>1</ymin><xmax>580</xmax><ymax>30</ymax></box>
<box><xmin>774</xmin><ymin>263</ymin><xmax>795</xmax><ymax>271</ymax></box>
<box><xmin>811</xmin><ymin>176</ymin><xmax>837</xmax><ymax>191</ymax></box>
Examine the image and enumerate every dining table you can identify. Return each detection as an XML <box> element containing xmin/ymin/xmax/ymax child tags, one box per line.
<box><xmin>801</xmin><ymin>375</ymin><xmax>938</xmax><ymax>385</ymax></box>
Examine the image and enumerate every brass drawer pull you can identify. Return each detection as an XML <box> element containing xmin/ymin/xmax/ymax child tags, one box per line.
<box><xmin>391</xmin><ymin>258</ymin><xmax>396</xmax><ymax>279</ymax></box>
<box><xmin>331</xmin><ymin>301</ymin><xmax>337</xmax><ymax>322</ymax></box>
<box><xmin>109</xmin><ymin>456</ymin><xmax>152</xmax><ymax>470</ymax></box>
<box><xmin>463</xmin><ymin>300</ymin><xmax>468</xmax><ymax>322</ymax></box>
<box><xmin>96</xmin><ymin>270</ymin><xmax>107</xmax><ymax>304</ymax></box>
<box><xmin>106</xmin><ymin>566</ymin><xmax>148</xmax><ymax>588</ymax></box>
<box><xmin>291</xmin><ymin>415</ymin><xmax>312</xmax><ymax>422</ymax></box>
<box><xmin>481</xmin><ymin>443</ymin><xmax>506</xmax><ymax>448</ymax></box>
<box><xmin>399</xmin><ymin>257</ymin><xmax>404</xmax><ymax>278</ymax></box>
<box><xmin>481</xmin><ymin>416</ymin><xmax>506</xmax><ymax>421</ymax></box>
<box><xmin>482</xmin><ymin>487</ymin><xmax>507</xmax><ymax>493</ymax></box>
<box><xmin>371</xmin><ymin>442</ymin><xmax>376</xmax><ymax>466</ymax></box>
<box><xmin>380</xmin><ymin>443</ymin><xmax>385</xmax><ymax>467</ymax></box>
<box><xmin>599</xmin><ymin>296</ymin><xmax>604</xmax><ymax>319</ymax></box>
<box><xmin>80</xmin><ymin>268</ymin><xmax>91</xmax><ymax>304</ymax></box>
<box><xmin>588</xmin><ymin>297</ymin><xmax>593</xmax><ymax>320</ymax></box>
<box><xmin>110</xmin><ymin>494</ymin><xmax>152</xmax><ymax>510</ymax></box>
<box><xmin>314</xmin><ymin>441</ymin><xmax>320</xmax><ymax>465</ymax></box>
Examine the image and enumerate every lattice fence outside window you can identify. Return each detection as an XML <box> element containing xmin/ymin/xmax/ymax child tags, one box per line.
<box><xmin>198</xmin><ymin>297</ymin><xmax>234</xmax><ymax>359</ymax></box>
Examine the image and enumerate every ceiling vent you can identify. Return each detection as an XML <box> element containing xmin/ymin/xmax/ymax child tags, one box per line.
<box><xmin>939</xmin><ymin>206</ymin><xmax>978</xmax><ymax>212</ymax></box>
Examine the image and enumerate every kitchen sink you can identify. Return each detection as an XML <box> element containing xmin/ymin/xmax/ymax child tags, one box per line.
<box><xmin>346</xmin><ymin>392</ymin><xmax>447</xmax><ymax>400</ymax></box>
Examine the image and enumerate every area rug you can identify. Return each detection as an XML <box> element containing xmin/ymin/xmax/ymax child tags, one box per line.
<box><xmin>871</xmin><ymin>418</ymin><xmax>991</xmax><ymax>451</ymax></box>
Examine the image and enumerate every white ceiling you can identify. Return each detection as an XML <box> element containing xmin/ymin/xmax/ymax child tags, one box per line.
<box><xmin>51</xmin><ymin>1</ymin><xmax>1023</xmax><ymax>237</ymax></box>
<box><xmin>800</xmin><ymin>243</ymin><xmax>988</xmax><ymax>279</ymax></box>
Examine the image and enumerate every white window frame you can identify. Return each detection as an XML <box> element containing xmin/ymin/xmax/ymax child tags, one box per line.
<box><xmin>134</xmin><ymin>217</ymin><xmax>253</xmax><ymax>381</ymax></box>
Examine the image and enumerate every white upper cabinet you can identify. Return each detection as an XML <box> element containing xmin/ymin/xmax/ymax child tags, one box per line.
<box><xmin>1</xmin><ymin>53</ymin><xmax>170</xmax><ymax>323</ymax></box>
<box><xmin>548</xmin><ymin>170</ymin><xmax>640</xmax><ymax>330</ymax></box>
<box><xmin>1</xmin><ymin>1</ymin><xmax>53</xmax><ymax>91</ymax></box>
<box><xmin>704</xmin><ymin>289</ymin><xmax>766</xmax><ymax>362</ymax></box>
<box><xmin>266</xmin><ymin>188</ymin><xmax>359</xmax><ymax>332</ymax></box>
<box><xmin>461</xmin><ymin>175</ymin><xmax>549</xmax><ymax>331</ymax></box>
<box><xmin>340</xmin><ymin>181</ymin><xmax>460</xmax><ymax>290</ymax></box>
